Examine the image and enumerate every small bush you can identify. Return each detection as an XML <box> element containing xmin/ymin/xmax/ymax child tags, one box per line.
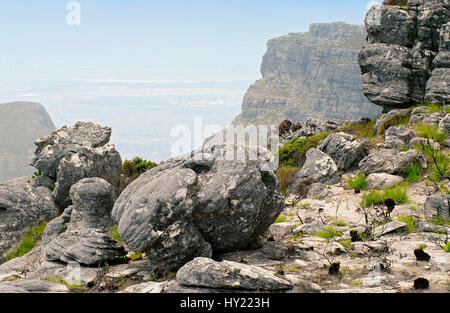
<box><xmin>333</xmin><ymin>220</ymin><xmax>348</xmax><ymax>227</ymax></box>
<box><xmin>276</xmin><ymin>166</ymin><xmax>300</xmax><ymax>196</ymax></box>
<box><xmin>338</xmin><ymin>239</ymin><xmax>352</xmax><ymax>249</ymax></box>
<box><xmin>361</xmin><ymin>185</ymin><xmax>408</xmax><ymax>208</ymax></box>
<box><xmin>122</xmin><ymin>157</ymin><xmax>157</xmax><ymax>177</ymax></box>
<box><xmin>316</xmin><ymin>227</ymin><xmax>343</xmax><ymax>239</ymax></box>
<box><xmin>348</xmin><ymin>173</ymin><xmax>367</xmax><ymax>190</ymax></box>
<box><xmin>403</xmin><ymin>162</ymin><xmax>422</xmax><ymax>183</ymax></box>
<box><xmin>6</xmin><ymin>221</ymin><xmax>47</xmax><ymax>261</ymax></box>
<box><xmin>379</xmin><ymin>111</ymin><xmax>412</xmax><ymax>134</ymax></box>
<box><xmin>279</xmin><ymin>132</ymin><xmax>330</xmax><ymax>167</ymax></box>
<box><xmin>415</xmin><ymin>123</ymin><xmax>448</xmax><ymax>145</ymax></box>
<box><xmin>398</xmin><ymin>216</ymin><xmax>416</xmax><ymax>233</ymax></box>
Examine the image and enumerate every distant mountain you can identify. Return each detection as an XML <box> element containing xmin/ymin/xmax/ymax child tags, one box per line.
<box><xmin>0</xmin><ymin>102</ymin><xmax>55</xmax><ymax>182</ymax></box>
<box><xmin>233</xmin><ymin>22</ymin><xmax>382</xmax><ymax>126</ymax></box>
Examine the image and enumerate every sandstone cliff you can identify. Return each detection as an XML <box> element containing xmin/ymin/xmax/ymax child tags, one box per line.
<box><xmin>359</xmin><ymin>0</ymin><xmax>449</xmax><ymax>110</ymax></box>
<box><xmin>233</xmin><ymin>22</ymin><xmax>381</xmax><ymax>126</ymax></box>
<box><xmin>0</xmin><ymin>102</ymin><xmax>55</xmax><ymax>182</ymax></box>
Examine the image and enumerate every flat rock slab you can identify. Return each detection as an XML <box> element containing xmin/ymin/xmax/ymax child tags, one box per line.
<box><xmin>176</xmin><ymin>257</ymin><xmax>293</xmax><ymax>291</ymax></box>
<box><xmin>121</xmin><ymin>281</ymin><xmax>167</xmax><ymax>293</ymax></box>
<box><xmin>0</xmin><ymin>280</ymin><xmax>69</xmax><ymax>293</ymax></box>
<box><xmin>373</xmin><ymin>221</ymin><xmax>407</xmax><ymax>237</ymax></box>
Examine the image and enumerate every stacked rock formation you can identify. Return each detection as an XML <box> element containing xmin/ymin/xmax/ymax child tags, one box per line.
<box><xmin>359</xmin><ymin>0</ymin><xmax>450</xmax><ymax>110</ymax></box>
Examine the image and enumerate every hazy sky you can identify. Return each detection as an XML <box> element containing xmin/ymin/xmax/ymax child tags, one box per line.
<box><xmin>0</xmin><ymin>0</ymin><xmax>373</xmax><ymax>85</ymax></box>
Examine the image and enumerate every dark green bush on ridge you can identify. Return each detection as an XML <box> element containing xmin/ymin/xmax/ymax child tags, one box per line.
<box><xmin>122</xmin><ymin>157</ymin><xmax>157</xmax><ymax>177</ymax></box>
<box><xmin>279</xmin><ymin>132</ymin><xmax>330</xmax><ymax>167</ymax></box>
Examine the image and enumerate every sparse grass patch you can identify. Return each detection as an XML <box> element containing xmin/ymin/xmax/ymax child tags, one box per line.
<box><xmin>316</xmin><ymin>227</ymin><xmax>343</xmax><ymax>239</ymax></box>
<box><xmin>338</xmin><ymin>239</ymin><xmax>352</xmax><ymax>249</ymax></box>
<box><xmin>276</xmin><ymin>166</ymin><xmax>300</xmax><ymax>196</ymax></box>
<box><xmin>415</xmin><ymin>141</ymin><xmax>450</xmax><ymax>181</ymax></box>
<box><xmin>338</xmin><ymin>119</ymin><xmax>376</xmax><ymax>138</ymax></box>
<box><xmin>43</xmin><ymin>277</ymin><xmax>88</xmax><ymax>292</ymax></box>
<box><xmin>287</xmin><ymin>268</ymin><xmax>300</xmax><ymax>273</ymax></box>
<box><xmin>347</xmin><ymin>173</ymin><xmax>367</xmax><ymax>190</ymax></box>
<box><xmin>403</xmin><ymin>162</ymin><xmax>422</xmax><ymax>183</ymax></box>
<box><xmin>130</xmin><ymin>253</ymin><xmax>143</xmax><ymax>261</ymax></box>
<box><xmin>333</xmin><ymin>220</ymin><xmax>348</xmax><ymax>227</ymax></box>
<box><xmin>443</xmin><ymin>242</ymin><xmax>450</xmax><ymax>253</ymax></box>
<box><xmin>415</xmin><ymin>123</ymin><xmax>448</xmax><ymax>145</ymax></box>
<box><xmin>397</xmin><ymin>216</ymin><xmax>416</xmax><ymax>233</ymax></box>
<box><xmin>274</xmin><ymin>215</ymin><xmax>288</xmax><ymax>224</ymax></box>
<box><xmin>279</xmin><ymin>132</ymin><xmax>330</xmax><ymax>167</ymax></box>
<box><xmin>360</xmin><ymin>185</ymin><xmax>408</xmax><ymax>208</ymax></box>
<box><xmin>109</xmin><ymin>226</ymin><xmax>125</xmax><ymax>246</ymax></box>
<box><xmin>350</xmin><ymin>280</ymin><xmax>362</xmax><ymax>286</ymax></box>
<box><xmin>6</xmin><ymin>221</ymin><xmax>47</xmax><ymax>261</ymax></box>
<box><xmin>378</xmin><ymin>111</ymin><xmax>412</xmax><ymax>134</ymax></box>
<box><xmin>418</xmin><ymin>244</ymin><xmax>427</xmax><ymax>250</ymax></box>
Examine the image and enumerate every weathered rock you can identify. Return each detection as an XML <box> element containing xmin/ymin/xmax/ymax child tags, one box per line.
<box><xmin>366</xmin><ymin>173</ymin><xmax>405</xmax><ymax>190</ymax></box>
<box><xmin>43</xmin><ymin>178</ymin><xmax>125</xmax><ymax>266</ymax></box>
<box><xmin>121</xmin><ymin>281</ymin><xmax>167</xmax><ymax>293</ymax></box>
<box><xmin>317</xmin><ymin>132</ymin><xmax>368</xmax><ymax>170</ymax></box>
<box><xmin>0</xmin><ymin>177</ymin><xmax>58</xmax><ymax>262</ymax></box>
<box><xmin>176</xmin><ymin>257</ymin><xmax>293</xmax><ymax>291</ymax></box>
<box><xmin>350</xmin><ymin>240</ymin><xmax>389</xmax><ymax>256</ymax></box>
<box><xmin>373</xmin><ymin>221</ymin><xmax>407</xmax><ymax>237</ymax></box>
<box><xmin>292</xmin><ymin>149</ymin><xmax>339</xmax><ymax>185</ymax></box>
<box><xmin>359</xmin><ymin>1</ymin><xmax>450</xmax><ymax>110</ymax></box>
<box><xmin>384</xmin><ymin>126</ymin><xmax>418</xmax><ymax>149</ymax></box>
<box><xmin>268</xmin><ymin>222</ymin><xmax>297</xmax><ymax>240</ymax></box>
<box><xmin>425</xmin><ymin>194</ymin><xmax>450</xmax><ymax>221</ymax></box>
<box><xmin>438</xmin><ymin>113</ymin><xmax>450</xmax><ymax>133</ymax></box>
<box><xmin>359</xmin><ymin>149</ymin><xmax>427</xmax><ymax>175</ymax></box>
<box><xmin>112</xmin><ymin>144</ymin><xmax>284</xmax><ymax>271</ymax></box>
<box><xmin>326</xmin><ymin>242</ymin><xmax>346</xmax><ymax>256</ymax></box>
<box><xmin>415</xmin><ymin>220</ymin><xmax>447</xmax><ymax>233</ymax></box>
<box><xmin>373</xmin><ymin>109</ymin><xmax>411</xmax><ymax>135</ymax></box>
<box><xmin>306</xmin><ymin>183</ymin><xmax>330</xmax><ymax>199</ymax></box>
<box><xmin>30</xmin><ymin>122</ymin><xmax>122</xmax><ymax>206</ymax></box>
<box><xmin>0</xmin><ymin>280</ymin><xmax>69</xmax><ymax>293</ymax></box>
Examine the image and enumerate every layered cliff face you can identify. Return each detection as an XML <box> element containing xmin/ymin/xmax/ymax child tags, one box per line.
<box><xmin>233</xmin><ymin>22</ymin><xmax>382</xmax><ymax>126</ymax></box>
<box><xmin>359</xmin><ymin>0</ymin><xmax>450</xmax><ymax>110</ymax></box>
<box><xmin>0</xmin><ymin>102</ymin><xmax>55</xmax><ymax>182</ymax></box>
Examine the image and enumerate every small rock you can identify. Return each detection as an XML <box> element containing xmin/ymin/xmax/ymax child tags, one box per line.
<box><xmin>373</xmin><ymin>221</ymin><xmax>407</xmax><ymax>237</ymax></box>
<box><xmin>366</xmin><ymin>173</ymin><xmax>404</xmax><ymax>189</ymax></box>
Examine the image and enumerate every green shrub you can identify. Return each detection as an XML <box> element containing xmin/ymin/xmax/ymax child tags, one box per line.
<box><xmin>415</xmin><ymin>141</ymin><xmax>450</xmax><ymax>181</ymax></box>
<box><xmin>6</xmin><ymin>221</ymin><xmax>47</xmax><ymax>261</ymax></box>
<box><xmin>361</xmin><ymin>185</ymin><xmax>408</xmax><ymax>208</ymax></box>
<box><xmin>276</xmin><ymin>166</ymin><xmax>300</xmax><ymax>196</ymax></box>
<box><xmin>316</xmin><ymin>227</ymin><xmax>343</xmax><ymax>239</ymax></box>
<box><xmin>415</xmin><ymin>123</ymin><xmax>448</xmax><ymax>144</ymax></box>
<box><xmin>403</xmin><ymin>162</ymin><xmax>422</xmax><ymax>183</ymax></box>
<box><xmin>122</xmin><ymin>157</ymin><xmax>157</xmax><ymax>177</ymax></box>
<box><xmin>43</xmin><ymin>277</ymin><xmax>88</xmax><ymax>292</ymax></box>
<box><xmin>333</xmin><ymin>220</ymin><xmax>348</xmax><ymax>227</ymax></box>
<box><xmin>347</xmin><ymin>173</ymin><xmax>367</xmax><ymax>190</ymax></box>
<box><xmin>378</xmin><ymin>111</ymin><xmax>412</xmax><ymax>134</ymax></box>
<box><xmin>397</xmin><ymin>216</ymin><xmax>416</xmax><ymax>233</ymax></box>
<box><xmin>279</xmin><ymin>132</ymin><xmax>330</xmax><ymax>167</ymax></box>
<box><xmin>338</xmin><ymin>239</ymin><xmax>352</xmax><ymax>249</ymax></box>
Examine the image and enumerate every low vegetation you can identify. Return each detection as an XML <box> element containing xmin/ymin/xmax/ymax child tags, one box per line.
<box><xmin>347</xmin><ymin>173</ymin><xmax>367</xmax><ymax>190</ymax></box>
<box><xmin>378</xmin><ymin>111</ymin><xmax>412</xmax><ymax>134</ymax></box>
<box><xmin>279</xmin><ymin>132</ymin><xmax>329</xmax><ymax>167</ymax></box>
<box><xmin>6</xmin><ymin>221</ymin><xmax>47</xmax><ymax>261</ymax></box>
<box><xmin>109</xmin><ymin>225</ymin><xmax>125</xmax><ymax>246</ymax></box>
<box><xmin>361</xmin><ymin>185</ymin><xmax>408</xmax><ymax>208</ymax></box>
<box><xmin>403</xmin><ymin>162</ymin><xmax>422</xmax><ymax>183</ymax></box>
<box><xmin>276</xmin><ymin>166</ymin><xmax>300</xmax><ymax>196</ymax></box>
<box><xmin>316</xmin><ymin>227</ymin><xmax>343</xmax><ymax>239</ymax></box>
<box><xmin>338</xmin><ymin>119</ymin><xmax>375</xmax><ymax>139</ymax></box>
<box><xmin>274</xmin><ymin>215</ymin><xmax>288</xmax><ymax>224</ymax></box>
<box><xmin>397</xmin><ymin>216</ymin><xmax>416</xmax><ymax>233</ymax></box>
<box><xmin>415</xmin><ymin>141</ymin><xmax>450</xmax><ymax>181</ymax></box>
<box><xmin>414</xmin><ymin>123</ymin><xmax>448</xmax><ymax>145</ymax></box>
<box><xmin>43</xmin><ymin>277</ymin><xmax>88</xmax><ymax>292</ymax></box>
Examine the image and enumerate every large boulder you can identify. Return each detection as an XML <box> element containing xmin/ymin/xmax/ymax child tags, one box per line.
<box><xmin>30</xmin><ymin>122</ymin><xmax>122</xmax><ymax>207</ymax></box>
<box><xmin>425</xmin><ymin>194</ymin><xmax>450</xmax><ymax>222</ymax></box>
<box><xmin>292</xmin><ymin>148</ymin><xmax>339</xmax><ymax>185</ymax></box>
<box><xmin>0</xmin><ymin>177</ymin><xmax>58</xmax><ymax>262</ymax></box>
<box><xmin>43</xmin><ymin>178</ymin><xmax>125</xmax><ymax>266</ymax></box>
<box><xmin>317</xmin><ymin>132</ymin><xmax>368</xmax><ymax>170</ymax></box>
<box><xmin>359</xmin><ymin>1</ymin><xmax>450</xmax><ymax>110</ymax></box>
<box><xmin>359</xmin><ymin>149</ymin><xmax>427</xmax><ymax>175</ymax></box>
<box><xmin>176</xmin><ymin>257</ymin><xmax>293</xmax><ymax>291</ymax></box>
<box><xmin>112</xmin><ymin>144</ymin><xmax>284</xmax><ymax>271</ymax></box>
